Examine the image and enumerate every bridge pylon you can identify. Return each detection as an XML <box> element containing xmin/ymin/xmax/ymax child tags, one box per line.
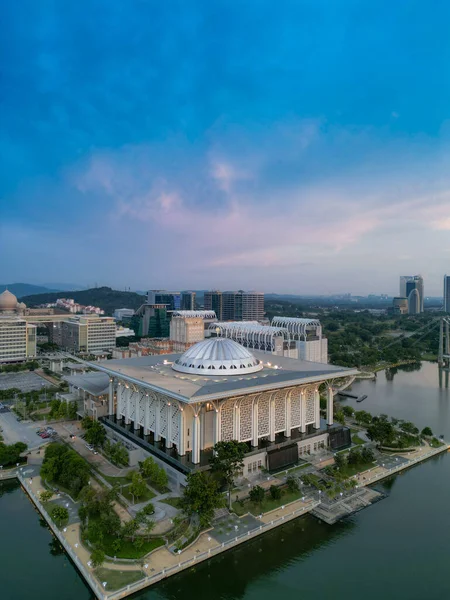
<box><xmin>438</xmin><ymin>317</ymin><xmax>450</xmax><ymax>367</ymax></box>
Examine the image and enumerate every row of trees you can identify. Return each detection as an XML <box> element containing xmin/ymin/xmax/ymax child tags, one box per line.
<box><xmin>48</xmin><ymin>398</ymin><xmax>78</xmax><ymax>420</ymax></box>
<box><xmin>0</xmin><ymin>360</ymin><xmax>39</xmax><ymax>373</ymax></box>
<box><xmin>103</xmin><ymin>439</ymin><xmax>128</xmax><ymax>466</ymax></box>
<box><xmin>82</xmin><ymin>417</ymin><xmax>106</xmax><ymax>447</ymax></box>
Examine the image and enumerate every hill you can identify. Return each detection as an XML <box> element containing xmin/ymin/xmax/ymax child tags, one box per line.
<box><xmin>20</xmin><ymin>287</ymin><xmax>146</xmax><ymax>315</ymax></box>
<box><xmin>0</xmin><ymin>283</ymin><xmax>61</xmax><ymax>297</ymax></box>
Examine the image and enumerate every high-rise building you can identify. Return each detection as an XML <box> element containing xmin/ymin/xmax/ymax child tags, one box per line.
<box><xmin>146</xmin><ymin>290</ymin><xmax>181</xmax><ymax>311</ymax></box>
<box><xmin>204</xmin><ymin>291</ymin><xmax>223</xmax><ymax>320</ymax></box>
<box><xmin>400</xmin><ymin>275</ymin><xmax>424</xmax><ymax>314</ymax></box>
<box><xmin>222</xmin><ymin>291</ymin><xmax>265</xmax><ymax>321</ymax></box>
<box><xmin>444</xmin><ymin>276</ymin><xmax>450</xmax><ymax>313</ymax></box>
<box><xmin>392</xmin><ymin>297</ymin><xmax>408</xmax><ymax>315</ymax></box>
<box><xmin>132</xmin><ymin>304</ymin><xmax>170</xmax><ymax>338</ymax></box>
<box><xmin>181</xmin><ymin>292</ymin><xmax>196</xmax><ymax>311</ymax></box>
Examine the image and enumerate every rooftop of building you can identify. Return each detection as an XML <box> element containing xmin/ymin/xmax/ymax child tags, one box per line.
<box><xmin>64</xmin><ymin>372</ymin><xmax>110</xmax><ymax>396</ymax></box>
<box><xmin>91</xmin><ymin>339</ymin><xmax>357</xmax><ymax>403</ymax></box>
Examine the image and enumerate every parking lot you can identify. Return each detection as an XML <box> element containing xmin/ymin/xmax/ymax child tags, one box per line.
<box><xmin>0</xmin><ymin>371</ymin><xmax>52</xmax><ymax>392</ymax></box>
<box><xmin>0</xmin><ymin>411</ymin><xmax>48</xmax><ymax>449</ymax></box>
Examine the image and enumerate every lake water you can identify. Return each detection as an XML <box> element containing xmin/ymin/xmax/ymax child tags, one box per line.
<box><xmin>2</xmin><ymin>361</ymin><xmax>450</xmax><ymax>600</ymax></box>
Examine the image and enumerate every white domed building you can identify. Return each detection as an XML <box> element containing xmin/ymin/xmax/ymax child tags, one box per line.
<box><xmin>91</xmin><ymin>337</ymin><xmax>357</xmax><ymax>485</ymax></box>
<box><xmin>0</xmin><ymin>289</ymin><xmax>36</xmax><ymax>363</ymax></box>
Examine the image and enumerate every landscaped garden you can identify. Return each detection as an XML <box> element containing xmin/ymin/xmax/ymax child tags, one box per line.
<box><xmin>94</xmin><ymin>567</ymin><xmax>145</xmax><ymax>591</ymax></box>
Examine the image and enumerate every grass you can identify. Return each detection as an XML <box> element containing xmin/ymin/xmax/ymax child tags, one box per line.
<box><xmin>94</xmin><ymin>567</ymin><xmax>145</xmax><ymax>591</ymax></box>
<box><xmin>145</xmin><ymin>478</ymin><xmax>170</xmax><ymax>495</ymax></box>
<box><xmin>160</xmin><ymin>496</ymin><xmax>181</xmax><ymax>508</ymax></box>
<box><xmin>272</xmin><ymin>462</ymin><xmax>310</xmax><ymax>475</ymax></box>
<box><xmin>84</xmin><ymin>519</ymin><xmax>165</xmax><ymax>559</ymax></box>
<box><xmin>232</xmin><ymin>487</ymin><xmax>303</xmax><ymax>516</ymax></box>
<box><xmin>121</xmin><ymin>485</ymin><xmax>156</xmax><ymax>504</ymax></box>
<box><xmin>352</xmin><ymin>434</ymin><xmax>365</xmax><ymax>445</ymax></box>
<box><xmin>339</xmin><ymin>461</ymin><xmax>376</xmax><ymax>478</ymax></box>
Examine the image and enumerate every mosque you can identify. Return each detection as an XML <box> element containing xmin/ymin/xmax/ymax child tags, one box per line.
<box><xmin>91</xmin><ymin>337</ymin><xmax>357</xmax><ymax>487</ymax></box>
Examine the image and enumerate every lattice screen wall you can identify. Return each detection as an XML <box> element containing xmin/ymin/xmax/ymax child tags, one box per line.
<box><xmin>305</xmin><ymin>388</ymin><xmax>315</xmax><ymax>424</ymax></box>
<box><xmin>220</xmin><ymin>401</ymin><xmax>234</xmax><ymax>441</ymax></box>
<box><xmin>290</xmin><ymin>388</ymin><xmax>302</xmax><ymax>428</ymax></box>
<box><xmin>239</xmin><ymin>397</ymin><xmax>253</xmax><ymax>441</ymax></box>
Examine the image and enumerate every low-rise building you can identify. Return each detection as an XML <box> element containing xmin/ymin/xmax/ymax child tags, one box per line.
<box><xmin>113</xmin><ymin>308</ymin><xmax>135</xmax><ymax>321</ymax></box>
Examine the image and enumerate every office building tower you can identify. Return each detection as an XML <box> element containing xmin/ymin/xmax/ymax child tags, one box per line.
<box><xmin>392</xmin><ymin>297</ymin><xmax>409</xmax><ymax>315</ymax></box>
<box><xmin>204</xmin><ymin>291</ymin><xmax>223</xmax><ymax>321</ymax></box>
<box><xmin>222</xmin><ymin>291</ymin><xmax>265</xmax><ymax>321</ymax></box>
<box><xmin>400</xmin><ymin>275</ymin><xmax>424</xmax><ymax>314</ymax></box>
<box><xmin>181</xmin><ymin>292</ymin><xmax>196</xmax><ymax>311</ymax></box>
<box><xmin>51</xmin><ymin>315</ymin><xmax>116</xmax><ymax>353</ymax></box>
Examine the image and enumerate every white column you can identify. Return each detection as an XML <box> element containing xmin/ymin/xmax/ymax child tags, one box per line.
<box><xmin>192</xmin><ymin>412</ymin><xmax>200</xmax><ymax>464</ymax></box>
<box><xmin>179</xmin><ymin>408</ymin><xmax>185</xmax><ymax>455</ymax></box>
<box><xmin>144</xmin><ymin>394</ymin><xmax>150</xmax><ymax>434</ymax></box>
<box><xmin>327</xmin><ymin>386</ymin><xmax>334</xmax><ymax>426</ymax></box>
<box><xmin>314</xmin><ymin>388</ymin><xmax>321</xmax><ymax>429</ymax></box>
<box><xmin>166</xmin><ymin>403</ymin><xmax>173</xmax><ymax>448</ymax></box>
<box><xmin>154</xmin><ymin>396</ymin><xmax>161</xmax><ymax>441</ymax></box>
<box><xmin>284</xmin><ymin>391</ymin><xmax>291</xmax><ymax>438</ymax></box>
<box><xmin>108</xmin><ymin>379</ymin><xmax>114</xmax><ymax>415</ymax></box>
<box><xmin>124</xmin><ymin>387</ymin><xmax>131</xmax><ymax>425</ymax></box>
<box><xmin>116</xmin><ymin>384</ymin><xmax>122</xmax><ymax>419</ymax></box>
<box><xmin>252</xmin><ymin>401</ymin><xmax>258</xmax><ymax>447</ymax></box>
<box><xmin>269</xmin><ymin>395</ymin><xmax>275</xmax><ymax>442</ymax></box>
<box><xmin>134</xmin><ymin>392</ymin><xmax>140</xmax><ymax>429</ymax></box>
<box><xmin>300</xmin><ymin>390</ymin><xmax>306</xmax><ymax>433</ymax></box>
<box><xmin>213</xmin><ymin>407</ymin><xmax>221</xmax><ymax>446</ymax></box>
<box><xmin>233</xmin><ymin>403</ymin><xmax>240</xmax><ymax>441</ymax></box>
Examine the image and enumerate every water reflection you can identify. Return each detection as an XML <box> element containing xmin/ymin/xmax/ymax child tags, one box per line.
<box><xmin>141</xmin><ymin>516</ymin><xmax>355</xmax><ymax>600</ymax></box>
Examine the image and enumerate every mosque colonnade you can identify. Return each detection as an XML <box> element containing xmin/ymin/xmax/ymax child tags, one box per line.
<box><xmin>108</xmin><ymin>378</ymin><xmax>335</xmax><ymax>464</ymax></box>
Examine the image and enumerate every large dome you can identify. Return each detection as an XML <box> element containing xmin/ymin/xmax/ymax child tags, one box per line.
<box><xmin>0</xmin><ymin>289</ymin><xmax>18</xmax><ymax>310</ymax></box>
<box><xmin>172</xmin><ymin>338</ymin><xmax>263</xmax><ymax>376</ymax></box>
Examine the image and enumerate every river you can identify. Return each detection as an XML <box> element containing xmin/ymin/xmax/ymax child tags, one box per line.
<box><xmin>2</xmin><ymin>361</ymin><xmax>450</xmax><ymax>600</ymax></box>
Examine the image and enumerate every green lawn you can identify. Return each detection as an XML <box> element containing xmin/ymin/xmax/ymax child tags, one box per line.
<box><xmin>160</xmin><ymin>496</ymin><xmax>181</xmax><ymax>508</ymax></box>
<box><xmin>352</xmin><ymin>434</ymin><xmax>365</xmax><ymax>445</ymax></box>
<box><xmin>145</xmin><ymin>478</ymin><xmax>170</xmax><ymax>495</ymax></box>
<box><xmin>339</xmin><ymin>461</ymin><xmax>376</xmax><ymax>478</ymax></box>
<box><xmin>232</xmin><ymin>487</ymin><xmax>303</xmax><ymax>516</ymax></box>
<box><xmin>121</xmin><ymin>485</ymin><xmax>156</xmax><ymax>504</ymax></box>
<box><xmin>94</xmin><ymin>567</ymin><xmax>145</xmax><ymax>591</ymax></box>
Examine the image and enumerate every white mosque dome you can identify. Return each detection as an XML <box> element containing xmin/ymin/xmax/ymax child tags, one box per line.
<box><xmin>0</xmin><ymin>289</ymin><xmax>18</xmax><ymax>310</ymax></box>
<box><xmin>172</xmin><ymin>338</ymin><xmax>263</xmax><ymax>376</ymax></box>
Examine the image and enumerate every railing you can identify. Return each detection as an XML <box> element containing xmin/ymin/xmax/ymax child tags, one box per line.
<box><xmin>105</xmin><ymin>499</ymin><xmax>321</xmax><ymax>600</ymax></box>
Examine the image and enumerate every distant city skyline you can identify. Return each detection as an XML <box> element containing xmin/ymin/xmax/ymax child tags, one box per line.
<box><xmin>2</xmin><ymin>2</ymin><xmax>450</xmax><ymax>296</ymax></box>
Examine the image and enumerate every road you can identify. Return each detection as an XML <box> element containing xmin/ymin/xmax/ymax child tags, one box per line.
<box><xmin>0</xmin><ymin>411</ymin><xmax>45</xmax><ymax>449</ymax></box>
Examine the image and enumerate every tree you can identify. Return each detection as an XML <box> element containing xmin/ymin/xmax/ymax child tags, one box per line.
<box><xmin>400</xmin><ymin>421</ymin><xmax>419</xmax><ymax>435</ymax></box>
<box><xmin>342</xmin><ymin>405</ymin><xmax>355</xmax><ymax>417</ymax></box>
<box><xmin>40</xmin><ymin>490</ymin><xmax>53</xmax><ymax>503</ymax></box>
<box><xmin>335</xmin><ymin>411</ymin><xmax>346</xmax><ymax>425</ymax></box>
<box><xmin>90</xmin><ymin>548</ymin><xmax>105</xmax><ymax>567</ymax></box>
<box><xmin>269</xmin><ymin>485</ymin><xmax>281</xmax><ymax>500</ymax></box>
<box><xmin>334</xmin><ymin>452</ymin><xmax>347</xmax><ymax>469</ymax></box>
<box><xmin>41</xmin><ymin>443</ymin><xmax>89</xmax><ymax>498</ymax></box>
<box><xmin>347</xmin><ymin>448</ymin><xmax>362</xmax><ymax>465</ymax></box>
<box><xmin>180</xmin><ymin>471</ymin><xmax>223</xmax><ymax>528</ymax></box>
<box><xmin>139</xmin><ymin>457</ymin><xmax>158</xmax><ymax>479</ymax></box>
<box><xmin>421</xmin><ymin>426</ymin><xmax>433</xmax><ymax>437</ymax></box>
<box><xmin>354</xmin><ymin>410</ymin><xmax>372</xmax><ymax>426</ymax></box>
<box><xmin>361</xmin><ymin>447</ymin><xmax>375</xmax><ymax>463</ymax></box>
<box><xmin>286</xmin><ymin>475</ymin><xmax>299</xmax><ymax>493</ymax></box>
<box><xmin>84</xmin><ymin>420</ymin><xmax>106</xmax><ymax>447</ymax></box>
<box><xmin>210</xmin><ymin>440</ymin><xmax>248</xmax><ymax>509</ymax></box>
<box><xmin>367</xmin><ymin>418</ymin><xmax>395</xmax><ymax>446</ymax></box>
<box><xmin>152</xmin><ymin>466</ymin><xmax>168</xmax><ymax>489</ymax></box>
<box><xmin>0</xmin><ymin>441</ymin><xmax>27</xmax><ymax>467</ymax></box>
<box><xmin>51</xmin><ymin>505</ymin><xmax>69</xmax><ymax>525</ymax></box>
<box><xmin>128</xmin><ymin>472</ymin><xmax>147</xmax><ymax>503</ymax></box>
<box><xmin>122</xmin><ymin>519</ymin><xmax>139</xmax><ymax>542</ymax></box>
<box><xmin>67</xmin><ymin>401</ymin><xmax>78</xmax><ymax>420</ymax></box>
<box><xmin>249</xmin><ymin>485</ymin><xmax>265</xmax><ymax>505</ymax></box>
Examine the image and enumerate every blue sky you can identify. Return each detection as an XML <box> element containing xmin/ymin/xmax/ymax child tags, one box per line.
<box><xmin>1</xmin><ymin>0</ymin><xmax>450</xmax><ymax>295</ymax></box>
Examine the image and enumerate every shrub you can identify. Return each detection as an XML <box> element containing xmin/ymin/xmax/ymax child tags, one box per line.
<box><xmin>269</xmin><ymin>485</ymin><xmax>281</xmax><ymax>500</ymax></box>
<box><xmin>286</xmin><ymin>475</ymin><xmax>299</xmax><ymax>493</ymax></box>
<box><xmin>421</xmin><ymin>426</ymin><xmax>433</xmax><ymax>437</ymax></box>
<box><xmin>249</xmin><ymin>485</ymin><xmax>265</xmax><ymax>504</ymax></box>
<box><xmin>51</xmin><ymin>505</ymin><xmax>69</xmax><ymax>525</ymax></box>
